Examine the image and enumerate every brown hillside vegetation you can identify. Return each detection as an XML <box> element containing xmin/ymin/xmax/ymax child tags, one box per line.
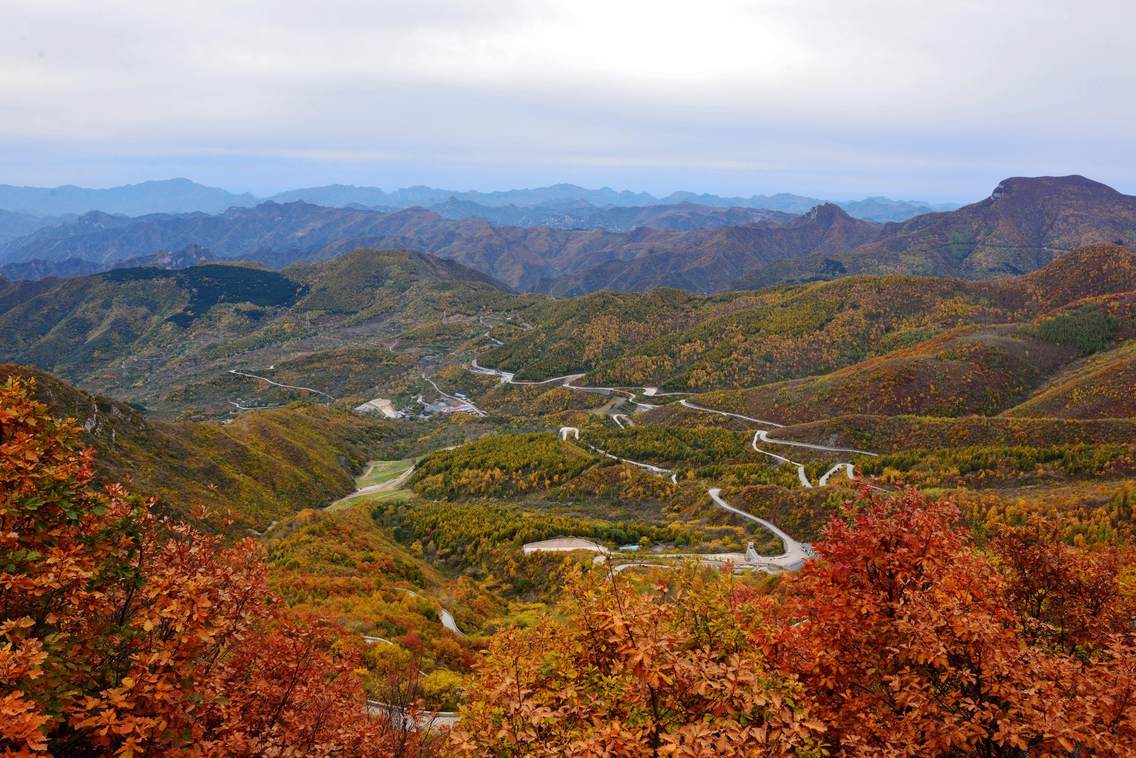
<box><xmin>0</xmin><ymin>376</ymin><xmax>408</xmax><ymax>756</ymax></box>
<box><xmin>1003</xmin><ymin>340</ymin><xmax>1136</xmax><ymax>419</ymax></box>
<box><xmin>0</xmin><ymin>364</ymin><xmax>400</xmax><ymax>529</ymax></box>
<box><xmin>487</xmin><ymin>244</ymin><xmax>1136</xmax><ymax>391</ymax></box>
<box><xmin>996</xmin><ymin>242</ymin><xmax>1136</xmax><ymax>311</ymax></box>
<box><xmin>690</xmin><ymin>324</ymin><xmax>1079</xmax><ymax>423</ymax></box>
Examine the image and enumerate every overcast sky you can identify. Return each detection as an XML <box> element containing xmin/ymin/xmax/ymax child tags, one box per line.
<box><xmin>1</xmin><ymin>0</ymin><xmax>1133</xmax><ymax>201</ymax></box>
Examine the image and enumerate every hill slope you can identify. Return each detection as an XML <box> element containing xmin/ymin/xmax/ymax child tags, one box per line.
<box><xmin>0</xmin><ymin>249</ymin><xmax>518</xmax><ymax>414</ymax></box>
<box><xmin>1002</xmin><ymin>340</ymin><xmax>1136</xmax><ymax>419</ymax></box>
<box><xmin>1</xmin><ymin>365</ymin><xmax>400</xmax><ymax>529</ymax></box>
<box><xmin>745</xmin><ymin>176</ymin><xmax>1136</xmax><ymax>287</ymax></box>
<box><xmin>689</xmin><ymin>324</ymin><xmax>1080</xmax><ymax>423</ymax></box>
<box><xmin>487</xmin><ymin>244</ymin><xmax>1136</xmax><ymax>390</ymax></box>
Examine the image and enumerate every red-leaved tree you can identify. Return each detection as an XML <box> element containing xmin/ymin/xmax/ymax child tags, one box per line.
<box><xmin>0</xmin><ymin>376</ymin><xmax>405</xmax><ymax>756</ymax></box>
<box><xmin>766</xmin><ymin>488</ymin><xmax>1136</xmax><ymax>756</ymax></box>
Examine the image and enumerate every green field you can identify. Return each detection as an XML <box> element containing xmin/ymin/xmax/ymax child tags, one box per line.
<box><xmin>356</xmin><ymin>458</ymin><xmax>417</xmax><ymax>488</ymax></box>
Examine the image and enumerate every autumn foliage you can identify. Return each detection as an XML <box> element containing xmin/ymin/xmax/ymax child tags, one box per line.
<box><xmin>5</xmin><ymin>370</ymin><xmax>1136</xmax><ymax>756</ymax></box>
<box><xmin>449</xmin><ymin>566</ymin><xmax>825</xmax><ymax>757</ymax></box>
<box><xmin>770</xmin><ymin>490</ymin><xmax>1135</xmax><ymax>755</ymax></box>
<box><xmin>0</xmin><ymin>376</ymin><xmax>404</xmax><ymax>756</ymax></box>
<box><xmin>455</xmin><ymin>489</ymin><xmax>1136</xmax><ymax>756</ymax></box>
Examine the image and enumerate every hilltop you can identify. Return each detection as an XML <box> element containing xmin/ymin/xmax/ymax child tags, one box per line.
<box><xmin>486</xmin><ymin>243</ymin><xmax>1136</xmax><ymax>392</ymax></box>
<box><xmin>747</xmin><ymin>175</ymin><xmax>1136</xmax><ymax>286</ymax></box>
<box><xmin>0</xmin><ymin>177</ymin><xmax>256</xmax><ymax>216</ymax></box>
<box><xmin>0</xmin><ymin>249</ymin><xmax>521</xmax><ymax>415</ymax></box>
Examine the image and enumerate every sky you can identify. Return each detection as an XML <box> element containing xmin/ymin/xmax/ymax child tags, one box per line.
<box><xmin>1</xmin><ymin>0</ymin><xmax>1134</xmax><ymax>202</ymax></box>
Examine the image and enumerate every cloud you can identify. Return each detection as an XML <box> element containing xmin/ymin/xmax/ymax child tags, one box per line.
<box><xmin>0</xmin><ymin>0</ymin><xmax>1133</xmax><ymax>198</ymax></box>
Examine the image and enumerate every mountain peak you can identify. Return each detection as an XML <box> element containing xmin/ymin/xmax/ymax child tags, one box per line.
<box><xmin>990</xmin><ymin>174</ymin><xmax>1120</xmax><ymax>201</ymax></box>
<box><xmin>800</xmin><ymin>202</ymin><xmax>854</xmax><ymax>224</ymax></box>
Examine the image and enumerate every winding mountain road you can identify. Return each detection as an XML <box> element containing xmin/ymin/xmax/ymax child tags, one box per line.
<box><xmin>679</xmin><ymin>398</ymin><xmax>784</xmax><ymax>427</ymax></box>
<box><xmin>708</xmin><ymin>488</ymin><xmax>811</xmax><ymax>570</ymax></box>
<box><xmin>228</xmin><ymin>369</ymin><xmax>335</xmax><ymax>402</ymax></box>
<box><xmin>753</xmin><ymin>428</ymin><xmax>878</xmax><ymax>457</ymax></box>
<box><xmin>423</xmin><ymin>373</ymin><xmax>487</xmax><ymax>417</ymax></box>
<box><xmin>438</xmin><ymin>608</ymin><xmax>463</xmax><ymax>636</ymax></box>
<box><xmin>327</xmin><ymin>465</ymin><xmax>416</xmax><ymax>510</ymax></box>
<box><xmin>468</xmin><ymin>357</ymin><xmax>886</xmax><ymax>572</ymax></box>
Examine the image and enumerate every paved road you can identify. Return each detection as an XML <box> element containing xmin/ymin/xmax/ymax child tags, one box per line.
<box><xmin>470</xmin><ymin>357</ymin><xmax>583</xmax><ymax>386</ymax></box>
<box><xmin>423</xmin><ymin>373</ymin><xmax>487</xmax><ymax>417</ymax></box>
<box><xmin>545</xmin><ymin>426</ymin><xmax>809</xmax><ymax>572</ymax></box>
<box><xmin>367</xmin><ymin>700</ymin><xmax>459</xmax><ymax>730</ymax></box>
<box><xmin>750</xmin><ymin>430</ymin><xmax>814</xmax><ymax>488</ymax></box>
<box><xmin>327</xmin><ymin>465</ymin><xmax>415</xmax><ymax>509</ymax></box>
<box><xmin>438</xmin><ymin>608</ymin><xmax>463</xmax><ymax>636</ymax></box>
<box><xmin>754</xmin><ymin>428</ymin><xmax>878</xmax><ymax>457</ymax></box>
<box><xmin>468</xmin><ymin>358</ymin><xmax>882</xmax><ymax>572</ymax></box>
<box><xmin>470</xmin><ymin>358</ymin><xmax>657</xmax><ymax>409</ymax></box>
<box><xmin>818</xmin><ymin>463</ymin><xmax>855</xmax><ymax>486</ymax></box>
<box><xmin>584</xmin><ymin>441</ymin><xmax>676</xmax><ymax>478</ymax></box>
<box><xmin>228</xmin><ymin>369</ymin><xmax>335</xmax><ymax>402</ymax></box>
<box><xmin>708</xmin><ymin>488</ymin><xmax>810</xmax><ymax>570</ymax></box>
<box><xmin>679</xmin><ymin>398</ymin><xmax>784</xmax><ymax>427</ymax></box>
<box><xmin>680</xmin><ymin>399</ymin><xmax>879</xmax><ymax>489</ymax></box>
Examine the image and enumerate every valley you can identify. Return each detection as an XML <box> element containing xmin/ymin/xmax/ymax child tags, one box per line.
<box><xmin>5</xmin><ymin>207</ymin><xmax>1136</xmax><ymax>757</ymax></box>
<box><xmin>9</xmin><ymin>0</ymin><xmax>1136</xmax><ymax>751</ymax></box>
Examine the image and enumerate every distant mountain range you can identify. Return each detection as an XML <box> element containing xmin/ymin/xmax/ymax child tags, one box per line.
<box><xmin>0</xmin><ymin>200</ymin><xmax>880</xmax><ymax>291</ymax></box>
<box><xmin>1</xmin><ymin>175</ymin><xmax>1132</xmax><ymax>296</ymax></box>
<box><xmin>269</xmin><ymin>183</ymin><xmax>955</xmax><ymax>222</ymax></box>
<box><xmin>0</xmin><ymin>209</ymin><xmax>73</xmax><ymax>245</ymax></box>
<box><xmin>0</xmin><ymin>178</ymin><xmax>955</xmax><ymax>223</ymax></box>
<box><xmin>0</xmin><ymin>178</ymin><xmax>258</xmax><ymax>216</ymax></box>
<box><xmin>737</xmin><ymin>175</ymin><xmax>1136</xmax><ymax>287</ymax></box>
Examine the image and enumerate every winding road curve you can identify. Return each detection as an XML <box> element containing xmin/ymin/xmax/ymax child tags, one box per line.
<box><xmin>423</xmin><ymin>373</ymin><xmax>487</xmax><ymax>417</ymax></box>
<box><xmin>753</xmin><ymin>428</ymin><xmax>878</xmax><ymax>457</ymax></box>
<box><xmin>326</xmin><ymin>465</ymin><xmax>416</xmax><ymax>509</ymax></box>
<box><xmin>708</xmin><ymin>488</ymin><xmax>811</xmax><ymax>570</ymax></box>
<box><xmin>679</xmin><ymin>398</ymin><xmax>784</xmax><ymax>427</ymax></box>
<box><xmin>469</xmin><ymin>356</ymin><xmax>888</xmax><ymax>572</ymax></box>
<box><xmin>228</xmin><ymin>369</ymin><xmax>336</xmax><ymax>402</ymax></box>
<box><xmin>677</xmin><ymin>399</ymin><xmax>879</xmax><ymax>488</ymax></box>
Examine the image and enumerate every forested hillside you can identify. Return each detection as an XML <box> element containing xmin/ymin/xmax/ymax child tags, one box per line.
<box><xmin>0</xmin><ymin>248</ymin><xmax>526</xmax><ymax>416</ymax></box>
<box><xmin>0</xmin><ymin>365</ymin><xmax>403</xmax><ymax>529</ymax></box>
<box><xmin>4</xmin><ymin>237</ymin><xmax>1135</xmax><ymax>758</ymax></box>
<box><xmin>486</xmin><ymin>243</ymin><xmax>1136</xmax><ymax>390</ymax></box>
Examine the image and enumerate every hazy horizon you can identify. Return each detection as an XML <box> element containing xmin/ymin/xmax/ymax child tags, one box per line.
<box><xmin>5</xmin><ymin>173</ymin><xmax>1132</xmax><ymax>210</ymax></box>
<box><xmin>3</xmin><ymin>1</ymin><xmax>1134</xmax><ymax>202</ymax></box>
<box><xmin>0</xmin><ymin>174</ymin><xmax>981</xmax><ymax>205</ymax></box>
